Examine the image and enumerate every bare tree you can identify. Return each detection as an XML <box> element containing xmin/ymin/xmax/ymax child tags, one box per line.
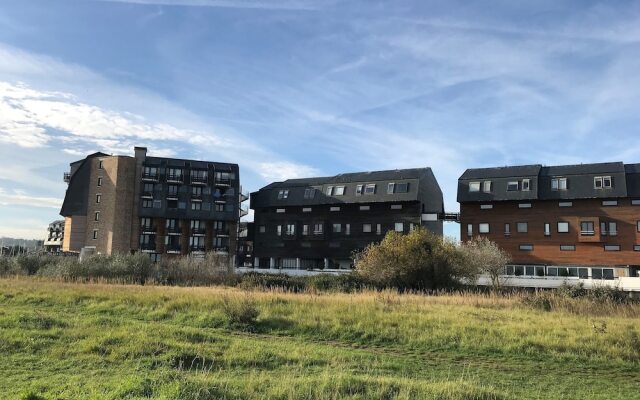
<box><xmin>460</xmin><ymin>237</ymin><xmax>511</xmax><ymax>291</ymax></box>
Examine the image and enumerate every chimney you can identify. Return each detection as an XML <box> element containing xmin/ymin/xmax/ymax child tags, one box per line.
<box><xmin>134</xmin><ymin>146</ymin><xmax>147</xmax><ymax>162</ymax></box>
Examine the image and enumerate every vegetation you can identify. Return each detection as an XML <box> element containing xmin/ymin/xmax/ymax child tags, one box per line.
<box><xmin>1</xmin><ymin>278</ymin><xmax>639</xmax><ymax>399</ymax></box>
<box><xmin>459</xmin><ymin>237</ymin><xmax>512</xmax><ymax>291</ymax></box>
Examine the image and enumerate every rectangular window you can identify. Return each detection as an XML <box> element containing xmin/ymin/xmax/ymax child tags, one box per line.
<box><xmin>603</xmin><ymin>176</ymin><xmax>612</xmax><ymax>188</ymax></box>
<box><xmin>544</xmin><ymin>223</ymin><xmax>550</xmax><ymax>236</ymax></box>
<box><xmin>594</xmin><ymin>176</ymin><xmax>603</xmax><ymax>189</ymax></box>
<box><xmin>276</xmin><ymin>208</ymin><xmax>285</xmax><ymax>213</ymax></box>
<box><xmin>602</xmin><ymin>200</ymin><xmax>618</xmax><ymax>206</ymax></box>
<box><xmin>334</xmin><ymin>186</ymin><xmax>345</xmax><ymax>196</ymax></box>
<box><xmin>518</xmin><ymin>203</ymin><xmax>532</xmax><ymax>208</ymax></box>
<box><xmin>467</xmin><ymin>224</ymin><xmax>473</xmax><ymax>237</ymax></box>
<box><xmin>359</xmin><ymin>205</ymin><xmax>370</xmax><ymax>211</ymax></box>
<box><xmin>302</xmin><ymin>225</ymin><xmax>309</xmax><ymax>236</ymax></box>
<box><xmin>552</xmin><ymin>177</ymin><xmax>567</xmax><ymax>190</ymax></box>
<box><xmin>634</xmin><ymin>245</ymin><xmax>640</xmax><ymax>252</ymax></box>
<box><xmin>345</xmin><ymin>224</ymin><xmax>350</xmax><ymax>235</ymax></box>
<box><xmin>507</xmin><ymin>181</ymin><xmax>519</xmax><ymax>191</ymax></box>
<box><xmin>356</xmin><ymin>184</ymin><xmax>363</xmax><ymax>196</ymax></box>
<box><xmin>609</xmin><ymin>222</ymin><xmax>618</xmax><ymax>236</ymax></box>
<box><xmin>167</xmin><ymin>185</ymin><xmax>178</xmax><ymax>197</ymax></box>
<box><xmin>559</xmin><ymin>202</ymin><xmax>573</xmax><ymax>207</ymax></box>
<box><xmin>191</xmin><ymin>202</ymin><xmax>201</xmax><ymax>210</ymax></box>
<box><xmin>286</xmin><ymin>224</ymin><xmax>295</xmax><ymax>236</ymax></box>
<box><xmin>560</xmin><ymin>244</ymin><xmax>575</xmax><ymax>251</ymax></box>
<box><xmin>519</xmin><ymin>244</ymin><xmax>533</xmax><ymax>251</ymax></box>
<box><xmin>637</xmin><ymin>221</ymin><xmax>640</xmax><ymax>232</ymax></box>
<box><xmin>364</xmin><ymin>184</ymin><xmax>376</xmax><ymax>194</ymax></box>
<box><xmin>604</xmin><ymin>245</ymin><xmax>620</xmax><ymax>251</ymax></box>
<box><xmin>482</xmin><ymin>181</ymin><xmax>492</xmax><ymax>192</ymax></box>
<box><xmin>94</xmin><ymin>212</ymin><xmax>100</xmax><ymax>221</ymax></box>
<box><xmin>580</xmin><ymin>221</ymin><xmax>595</xmax><ymax>236</ymax></box>
<box><xmin>277</xmin><ymin>189</ymin><xmax>289</xmax><ymax>199</ymax></box>
<box><xmin>557</xmin><ymin>222</ymin><xmax>569</xmax><ymax>233</ymax></box>
<box><xmin>191</xmin><ymin>186</ymin><xmax>203</xmax><ymax>197</ymax></box>
<box><xmin>390</xmin><ymin>204</ymin><xmax>402</xmax><ymax>210</ymax></box>
<box><xmin>517</xmin><ymin>222</ymin><xmax>528</xmax><ymax>233</ymax></box>
<box><xmin>93</xmin><ymin>230</ymin><xmax>98</xmax><ymax>239</ymax></box>
<box><xmin>302</xmin><ymin>207</ymin><xmax>312</xmax><ymax>212</ymax></box>
<box><xmin>325</xmin><ymin>186</ymin><xmax>334</xmax><ymax>196</ymax></box>
<box><xmin>259</xmin><ymin>225</ymin><xmax>266</xmax><ymax>233</ymax></box>
<box><xmin>214</xmin><ymin>203</ymin><xmax>224</xmax><ymax>212</ymax></box>
<box><xmin>394</xmin><ymin>222</ymin><xmax>404</xmax><ymax>232</ymax></box>
<box><xmin>363</xmin><ymin>223</ymin><xmax>372</xmax><ymax>233</ymax></box>
<box><xmin>143</xmin><ymin>183</ymin><xmax>154</xmax><ymax>193</ymax></box>
<box><xmin>469</xmin><ymin>182</ymin><xmax>480</xmax><ymax>192</ymax></box>
<box><xmin>387</xmin><ymin>183</ymin><xmax>395</xmax><ymax>194</ymax></box>
<box><xmin>330</xmin><ymin>206</ymin><xmax>341</xmax><ymax>212</ymax></box>
<box><xmin>632</xmin><ymin>199</ymin><xmax>640</xmax><ymax>205</ymax></box>
<box><xmin>276</xmin><ymin>225</ymin><xmax>282</xmax><ymax>236</ymax></box>
<box><xmin>166</xmin><ymin>168</ymin><xmax>183</xmax><ymax>181</ymax></box>
<box><xmin>480</xmin><ymin>204</ymin><xmax>493</xmax><ymax>210</ymax></box>
<box><xmin>479</xmin><ymin>223</ymin><xmax>489</xmax><ymax>233</ymax></box>
<box><xmin>303</xmin><ymin>188</ymin><xmax>315</xmax><ymax>199</ymax></box>
<box><xmin>98</xmin><ymin>160</ymin><xmax>103</xmax><ymax>169</ymax></box>
<box><xmin>521</xmin><ymin>179</ymin><xmax>530</xmax><ymax>191</ymax></box>
<box><xmin>395</xmin><ymin>182</ymin><xmax>409</xmax><ymax>193</ymax></box>
<box><xmin>376</xmin><ymin>224</ymin><xmax>382</xmax><ymax>235</ymax></box>
<box><xmin>142</xmin><ymin>199</ymin><xmax>153</xmax><ymax>208</ymax></box>
<box><xmin>97</xmin><ymin>177</ymin><xmax>102</xmax><ymax>187</ymax></box>
<box><xmin>332</xmin><ymin>223</ymin><xmax>341</xmax><ymax>233</ymax></box>
<box><xmin>313</xmin><ymin>223</ymin><xmax>323</xmax><ymax>235</ymax></box>
<box><xmin>96</xmin><ymin>194</ymin><xmax>101</xmax><ymax>203</ymax></box>
<box><xmin>504</xmin><ymin>223</ymin><xmax>510</xmax><ymax>236</ymax></box>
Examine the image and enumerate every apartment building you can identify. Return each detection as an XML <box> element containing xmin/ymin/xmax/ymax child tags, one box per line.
<box><xmin>458</xmin><ymin>162</ymin><xmax>640</xmax><ymax>281</ymax></box>
<box><xmin>43</xmin><ymin>220</ymin><xmax>64</xmax><ymax>253</ymax></box>
<box><xmin>60</xmin><ymin>147</ymin><xmax>245</xmax><ymax>261</ymax></box>
<box><xmin>250</xmin><ymin>168</ymin><xmax>444</xmax><ymax>270</ymax></box>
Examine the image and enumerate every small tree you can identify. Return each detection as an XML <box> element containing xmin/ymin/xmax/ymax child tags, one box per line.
<box><xmin>354</xmin><ymin>228</ymin><xmax>474</xmax><ymax>290</ymax></box>
<box><xmin>460</xmin><ymin>237</ymin><xmax>511</xmax><ymax>291</ymax></box>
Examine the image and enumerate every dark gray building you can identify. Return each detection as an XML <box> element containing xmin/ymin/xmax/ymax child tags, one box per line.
<box><xmin>250</xmin><ymin>168</ymin><xmax>444</xmax><ymax>270</ymax></box>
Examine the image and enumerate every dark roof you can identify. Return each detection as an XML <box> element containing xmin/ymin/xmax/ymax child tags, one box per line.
<box><xmin>264</xmin><ymin>168</ymin><xmax>430</xmax><ymax>189</ymax></box>
<box><xmin>625</xmin><ymin>163</ymin><xmax>640</xmax><ymax>174</ymax></box>
<box><xmin>459</xmin><ymin>165</ymin><xmax>541</xmax><ymax>180</ymax></box>
<box><xmin>540</xmin><ymin>162</ymin><xmax>624</xmax><ymax>176</ymax></box>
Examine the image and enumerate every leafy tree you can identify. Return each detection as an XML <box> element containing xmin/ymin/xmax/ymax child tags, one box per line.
<box><xmin>460</xmin><ymin>236</ymin><xmax>511</xmax><ymax>291</ymax></box>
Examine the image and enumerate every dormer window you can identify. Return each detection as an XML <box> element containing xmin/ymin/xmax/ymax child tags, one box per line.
<box><xmin>326</xmin><ymin>186</ymin><xmax>334</xmax><ymax>196</ymax></box>
<box><xmin>387</xmin><ymin>183</ymin><xmax>395</xmax><ymax>194</ymax></box>
<box><xmin>395</xmin><ymin>182</ymin><xmax>409</xmax><ymax>193</ymax></box>
<box><xmin>551</xmin><ymin>177</ymin><xmax>567</xmax><ymax>191</ymax></box>
<box><xmin>277</xmin><ymin>189</ymin><xmax>289</xmax><ymax>199</ymax></box>
<box><xmin>482</xmin><ymin>181</ymin><xmax>492</xmax><ymax>192</ymax></box>
<box><xmin>334</xmin><ymin>186</ymin><xmax>345</xmax><ymax>196</ymax></box>
<box><xmin>469</xmin><ymin>182</ymin><xmax>480</xmax><ymax>192</ymax></box>
<box><xmin>522</xmin><ymin>179</ymin><xmax>530</xmax><ymax>191</ymax></box>
<box><xmin>364</xmin><ymin>184</ymin><xmax>376</xmax><ymax>195</ymax></box>
<box><xmin>507</xmin><ymin>181</ymin><xmax>519</xmax><ymax>191</ymax></box>
<box><xmin>303</xmin><ymin>188</ymin><xmax>315</xmax><ymax>199</ymax></box>
<box><xmin>595</xmin><ymin>176</ymin><xmax>612</xmax><ymax>189</ymax></box>
<box><xmin>355</xmin><ymin>184</ymin><xmax>363</xmax><ymax>196</ymax></box>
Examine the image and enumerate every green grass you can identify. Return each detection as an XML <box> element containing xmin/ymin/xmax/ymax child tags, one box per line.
<box><xmin>0</xmin><ymin>278</ymin><xmax>639</xmax><ymax>399</ymax></box>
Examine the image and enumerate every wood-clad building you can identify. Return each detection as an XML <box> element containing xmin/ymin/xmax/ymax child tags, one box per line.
<box><xmin>458</xmin><ymin>162</ymin><xmax>640</xmax><ymax>280</ymax></box>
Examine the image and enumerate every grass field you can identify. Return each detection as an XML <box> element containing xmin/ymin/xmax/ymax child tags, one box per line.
<box><xmin>0</xmin><ymin>277</ymin><xmax>639</xmax><ymax>399</ymax></box>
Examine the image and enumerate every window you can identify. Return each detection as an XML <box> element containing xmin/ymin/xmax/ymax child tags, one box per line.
<box><xmin>633</xmin><ymin>199</ymin><xmax>640</xmax><ymax>206</ymax></box>
<box><xmin>97</xmin><ymin>177</ymin><xmax>102</xmax><ymax>187</ymax></box>
<box><xmin>592</xmin><ymin>268</ymin><xmax>614</xmax><ymax>280</ymax></box>
<box><xmin>507</xmin><ymin>181</ymin><xmax>519</xmax><ymax>191</ymax></box>
<box><xmin>167</xmin><ymin>199</ymin><xmax>178</xmax><ymax>209</ymax></box>
<box><xmin>96</xmin><ymin>194</ymin><xmax>101</xmax><ymax>203</ymax></box>
<box><xmin>518</xmin><ymin>203</ymin><xmax>532</xmax><ymax>208</ymax></box>
<box><xmin>345</xmin><ymin>224</ymin><xmax>350</xmax><ymax>235</ymax></box>
<box><xmin>522</xmin><ymin>179</ymin><xmax>530</xmax><ymax>191</ymax></box>
<box><xmin>480</xmin><ymin>204</ymin><xmax>493</xmax><ymax>210</ymax></box>
<box><xmin>192</xmin><ymin>186</ymin><xmax>203</xmax><ymax>197</ymax></box>
<box><xmin>277</xmin><ymin>189</ymin><xmax>289</xmax><ymax>199</ymax></box>
<box><xmin>560</xmin><ymin>245</ymin><xmax>575</xmax><ymax>251</ymax></box>
<box><xmin>580</xmin><ymin>221</ymin><xmax>594</xmax><ymax>236</ymax></box>
<box><xmin>143</xmin><ymin>183</ymin><xmax>154</xmax><ymax>193</ymax></box>
<box><xmin>634</xmin><ymin>245</ymin><xmax>640</xmax><ymax>252</ymax></box>
<box><xmin>142</xmin><ymin>199</ymin><xmax>153</xmax><ymax>208</ymax></box>
<box><xmin>602</xmin><ymin>200</ymin><xmax>618</xmax><ymax>206</ymax></box>
<box><xmin>303</xmin><ymin>188</ymin><xmax>315</xmax><ymax>199</ymax></box>
<box><xmin>330</xmin><ymin>206</ymin><xmax>341</xmax><ymax>212</ymax></box>
<box><xmin>594</xmin><ymin>176</ymin><xmax>612</xmax><ymax>189</ymax></box>
<box><xmin>603</xmin><ymin>176</ymin><xmax>612</xmax><ymax>188</ymax></box>
<box><xmin>359</xmin><ymin>205</ymin><xmax>370</xmax><ymax>211</ymax></box>
<box><xmin>517</xmin><ymin>222</ymin><xmax>528</xmax><ymax>233</ymax></box>
<box><xmin>286</xmin><ymin>224</ymin><xmax>296</xmax><ymax>236</ymax></box>
<box><xmin>214</xmin><ymin>203</ymin><xmax>224</xmax><ymax>212</ymax></box>
<box><xmin>467</xmin><ymin>224</ymin><xmax>473</xmax><ymax>237</ymax></box>
<box><xmin>364</xmin><ymin>184</ymin><xmax>376</xmax><ymax>194</ymax></box>
<box><xmin>302</xmin><ymin>225</ymin><xmax>309</xmax><ymax>236</ymax></box>
<box><xmin>143</xmin><ymin>166</ymin><xmax>158</xmax><ymax>178</ymax></box>
<box><xmin>94</xmin><ymin>212</ymin><xmax>100</xmax><ymax>221</ymax></box>
<box><xmin>325</xmin><ymin>186</ymin><xmax>334</xmax><ymax>196</ymax></box>
<box><xmin>334</xmin><ymin>186</ymin><xmax>345</xmax><ymax>196</ymax></box>
<box><xmin>519</xmin><ymin>244</ymin><xmax>533</xmax><ymax>251</ymax></box>
<box><xmin>551</xmin><ymin>177</ymin><xmax>567</xmax><ymax>190</ymax></box>
<box><xmin>482</xmin><ymin>181</ymin><xmax>492</xmax><ymax>192</ymax></box>
<box><xmin>167</xmin><ymin>185</ymin><xmax>178</xmax><ymax>197</ymax></box>
<box><xmin>166</xmin><ymin>168</ymin><xmax>183</xmax><ymax>180</ymax></box>
<box><xmin>479</xmin><ymin>223</ymin><xmax>489</xmax><ymax>233</ymax></box>
<box><xmin>98</xmin><ymin>160</ymin><xmax>103</xmax><ymax>169</ymax></box>
<box><xmin>557</xmin><ymin>222</ymin><xmax>569</xmax><ymax>233</ymax></box>
<box><xmin>93</xmin><ymin>230</ymin><xmax>98</xmax><ymax>239</ymax></box>
<box><xmin>191</xmin><ymin>202</ymin><xmax>201</xmax><ymax>210</ymax></box>
<box><xmin>604</xmin><ymin>245</ymin><xmax>620</xmax><ymax>251</ymax></box>
<box><xmin>313</xmin><ymin>223</ymin><xmax>323</xmax><ymax>235</ymax></box>
<box><xmin>302</xmin><ymin>207</ymin><xmax>312</xmax><ymax>212</ymax></box>
<box><xmin>391</xmin><ymin>204</ymin><xmax>402</xmax><ymax>210</ymax></box>
<box><xmin>395</xmin><ymin>222</ymin><xmax>404</xmax><ymax>232</ymax></box>
<box><xmin>544</xmin><ymin>223</ymin><xmax>550</xmax><ymax>236</ymax></box>
<box><xmin>387</xmin><ymin>183</ymin><xmax>395</xmax><ymax>194</ymax></box>
<box><xmin>559</xmin><ymin>202</ymin><xmax>573</xmax><ymax>207</ymax></box>
<box><xmin>258</xmin><ymin>225</ymin><xmax>265</xmax><ymax>233</ymax></box>
<box><xmin>141</xmin><ymin>218</ymin><xmax>152</xmax><ymax>229</ymax></box>
<box><xmin>395</xmin><ymin>182</ymin><xmax>409</xmax><ymax>193</ymax></box>
<box><xmin>376</xmin><ymin>224</ymin><xmax>382</xmax><ymax>235</ymax></box>
<box><xmin>469</xmin><ymin>182</ymin><xmax>480</xmax><ymax>192</ymax></box>
<box><xmin>276</xmin><ymin>225</ymin><xmax>282</xmax><ymax>236</ymax></box>
<box><xmin>637</xmin><ymin>221</ymin><xmax>640</xmax><ymax>232</ymax></box>
<box><xmin>356</xmin><ymin>184</ymin><xmax>363</xmax><ymax>196</ymax></box>
<box><xmin>276</xmin><ymin>208</ymin><xmax>285</xmax><ymax>213</ymax></box>
<box><xmin>609</xmin><ymin>222</ymin><xmax>618</xmax><ymax>236</ymax></box>
<box><xmin>504</xmin><ymin>223</ymin><xmax>510</xmax><ymax>236</ymax></box>
<box><xmin>333</xmin><ymin>224</ymin><xmax>341</xmax><ymax>233</ymax></box>
<box><xmin>363</xmin><ymin>223</ymin><xmax>372</xmax><ymax>233</ymax></box>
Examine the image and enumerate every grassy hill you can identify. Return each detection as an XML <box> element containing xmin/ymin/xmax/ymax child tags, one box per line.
<box><xmin>0</xmin><ymin>278</ymin><xmax>638</xmax><ymax>399</ymax></box>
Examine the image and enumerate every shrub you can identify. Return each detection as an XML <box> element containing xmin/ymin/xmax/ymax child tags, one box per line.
<box><xmin>305</xmin><ymin>273</ymin><xmax>365</xmax><ymax>292</ymax></box>
<box><xmin>557</xmin><ymin>282</ymin><xmax>588</xmax><ymax>298</ymax></box>
<box><xmin>521</xmin><ymin>292</ymin><xmax>554</xmax><ymax>312</ymax></box>
<box><xmin>239</xmin><ymin>273</ymin><xmax>306</xmax><ymax>292</ymax></box>
<box><xmin>459</xmin><ymin>237</ymin><xmax>511</xmax><ymax>291</ymax></box>
<box><xmin>222</xmin><ymin>296</ymin><xmax>260</xmax><ymax>330</ymax></box>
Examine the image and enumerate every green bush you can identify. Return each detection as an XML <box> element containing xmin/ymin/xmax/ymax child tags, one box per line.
<box><xmin>222</xmin><ymin>296</ymin><xmax>260</xmax><ymax>330</ymax></box>
<box><xmin>305</xmin><ymin>273</ymin><xmax>365</xmax><ymax>292</ymax></box>
<box><xmin>239</xmin><ymin>273</ymin><xmax>307</xmax><ymax>292</ymax></box>
<box><xmin>557</xmin><ymin>282</ymin><xmax>587</xmax><ymax>298</ymax></box>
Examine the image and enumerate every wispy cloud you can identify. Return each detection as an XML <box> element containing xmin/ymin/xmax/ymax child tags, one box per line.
<box><xmin>0</xmin><ymin>187</ymin><xmax>62</xmax><ymax>209</ymax></box>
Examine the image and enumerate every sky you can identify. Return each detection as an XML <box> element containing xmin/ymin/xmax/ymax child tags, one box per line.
<box><xmin>0</xmin><ymin>0</ymin><xmax>639</xmax><ymax>240</ymax></box>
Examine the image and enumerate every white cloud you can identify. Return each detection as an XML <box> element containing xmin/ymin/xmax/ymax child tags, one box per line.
<box><xmin>257</xmin><ymin>161</ymin><xmax>321</xmax><ymax>182</ymax></box>
<box><xmin>0</xmin><ymin>187</ymin><xmax>62</xmax><ymax>209</ymax></box>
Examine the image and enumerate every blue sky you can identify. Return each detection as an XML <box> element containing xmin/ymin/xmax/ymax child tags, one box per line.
<box><xmin>0</xmin><ymin>0</ymin><xmax>639</xmax><ymax>240</ymax></box>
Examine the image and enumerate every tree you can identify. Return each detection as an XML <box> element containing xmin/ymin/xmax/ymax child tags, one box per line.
<box><xmin>354</xmin><ymin>228</ymin><xmax>475</xmax><ymax>290</ymax></box>
<box><xmin>460</xmin><ymin>237</ymin><xmax>511</xmax><ymax>291</ymax></box>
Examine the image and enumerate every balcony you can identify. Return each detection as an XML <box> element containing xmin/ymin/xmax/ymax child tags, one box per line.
<box><xmin>63</xmin><ymin>172</ymin><xmax>70</xmax><ymax>183</ymax></box>
<box><xmin>166</xmin><ymin>245</ymin><xmax>182</xmax><ymax>254</ymax></box>
<box><xmin>140</xmin><ymin>243</ymin><xmax>156</xmax><ymax>253</ymax></box>
<box><xmin>167</xmin><ymin>226</ymin><xmax>182</xmax><ymax>235</ymax></box>
<box><xmin>240</xmin><ymin>205</ymin><xmax>249</xmax><ymax>218</ymax></box>
<box><xmin>190</xmin><ymin>245</ymin><xmax>206</xmax><ymax>253</ymax></box>
<box><xmin>141</xmin><ymin>191</ymin><xmax>154</xmax><ymax>199</ymax></box>
<box><xmin>214</xmin><ymin>229</ymin><xmax>230</xmax><ymax>237</ymax></box>
<box><xmin>214</xmin><ymin>178</ymin><xmax>231</xmax><ymax>187</ymax></box>
<box><xmin>190</xmin><ymin>175</ymin><xmax>208</xmax><ymax>185</ymax></box>
<box><xmin>166</xmin><ymin>191</ymin><xmax>179</xmax><ymax>200</ymax></box>
<box><xmin>213</xmin><ymin>246</ymin><xmax>229</xmax><ymax>254</ymax></box>
<box><xmin>166</xmin><ymin>174</ymin><xmax>184</xmax><ymax>183</ymax></box>
<box><xmin>191</xmin><ymin>193</ymin><xmax>204</xmax><ymax>202</ymax></box>
<box><xmin>142</xmin><ymin>173</ymin><xmax>159</xmax><ymax>182</ymax></box>
<box><xmin>141</xmin><ymin>225</ymin><xmax>156</xmax><ymax>234</ymax></box>
<box><xmin>191</xmin><ymin>227</ymin><xmax>206</xmax><ymax>236</ymax></box>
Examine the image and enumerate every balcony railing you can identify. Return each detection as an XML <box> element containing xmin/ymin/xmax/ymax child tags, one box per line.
<box><xmin>141</xmin><ymin>225</ymin><xmax>157</xmax><ymax>233</ymax></box>
<box><xmin>190</xmin><ymin>175</ymin><xmax>208</xmax><ymax>185</ymax></box>
<box><xmin>191</xmin><ymin>227</ymin><xmax>206</xmax><ymax>235</ymax></box>
<box><xmin>166</xmin><ymin>174</ymin><xmax>184</xmax><ymax>183</ymax></box>
<box><xmin>240</xmin><ymin>205</ymin><xmax>249</xmax><ymax>218</ymax></box>
<box><xmin>142</xmin><ymin>173</ymin><xmax>159</xmax><ymax>181</ymax></box>
<box><xmin>580</xmin><ymin>230</ymin><xmax>595</xmax><ymax>236</ymax></box>
<box><xmin>140</xmin><ymin>244</ymin><xmax>156</xmax><ymax>252</ymax></box>
<box><xmin>141</xmin><ymin>191</ymin><xmax>154</xmax><ymax>199</ymax></box>
<box><xmin>213</xmin><ymin>246</ymin><xmax>229</xmax><ymax>253</ymax></box>
<box><xmin>191</xmin><ymin>193</ymin><xmax>203</xmax><ymax>201</ymax></box>
<box><xmin>190</xmin><ymin>245</ymin><xmax>206</xmax><ymax>252</ymax></box>
<box><xmin>166</xmin><ymin>245</ymin><xmax>181</xmax><ymax>253</ymax></box>
<box><xmin>214</xmin><ymin>229</ymin><xmax>230</xmax><ymax>236</ymax></box>
<box><xmin>214</xmin><ymin>178</ymin><xmax>231</xmax><ymax>186</ymax></box>
<box><xmin>63</xmin><ymin>172</ymin><xmax>70</xmax><ymax>183</ymax></box>
<box><xmin>166</xmin><ymin>226</ymin><xmax>182</xmax><ymax>235</ymax></box>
